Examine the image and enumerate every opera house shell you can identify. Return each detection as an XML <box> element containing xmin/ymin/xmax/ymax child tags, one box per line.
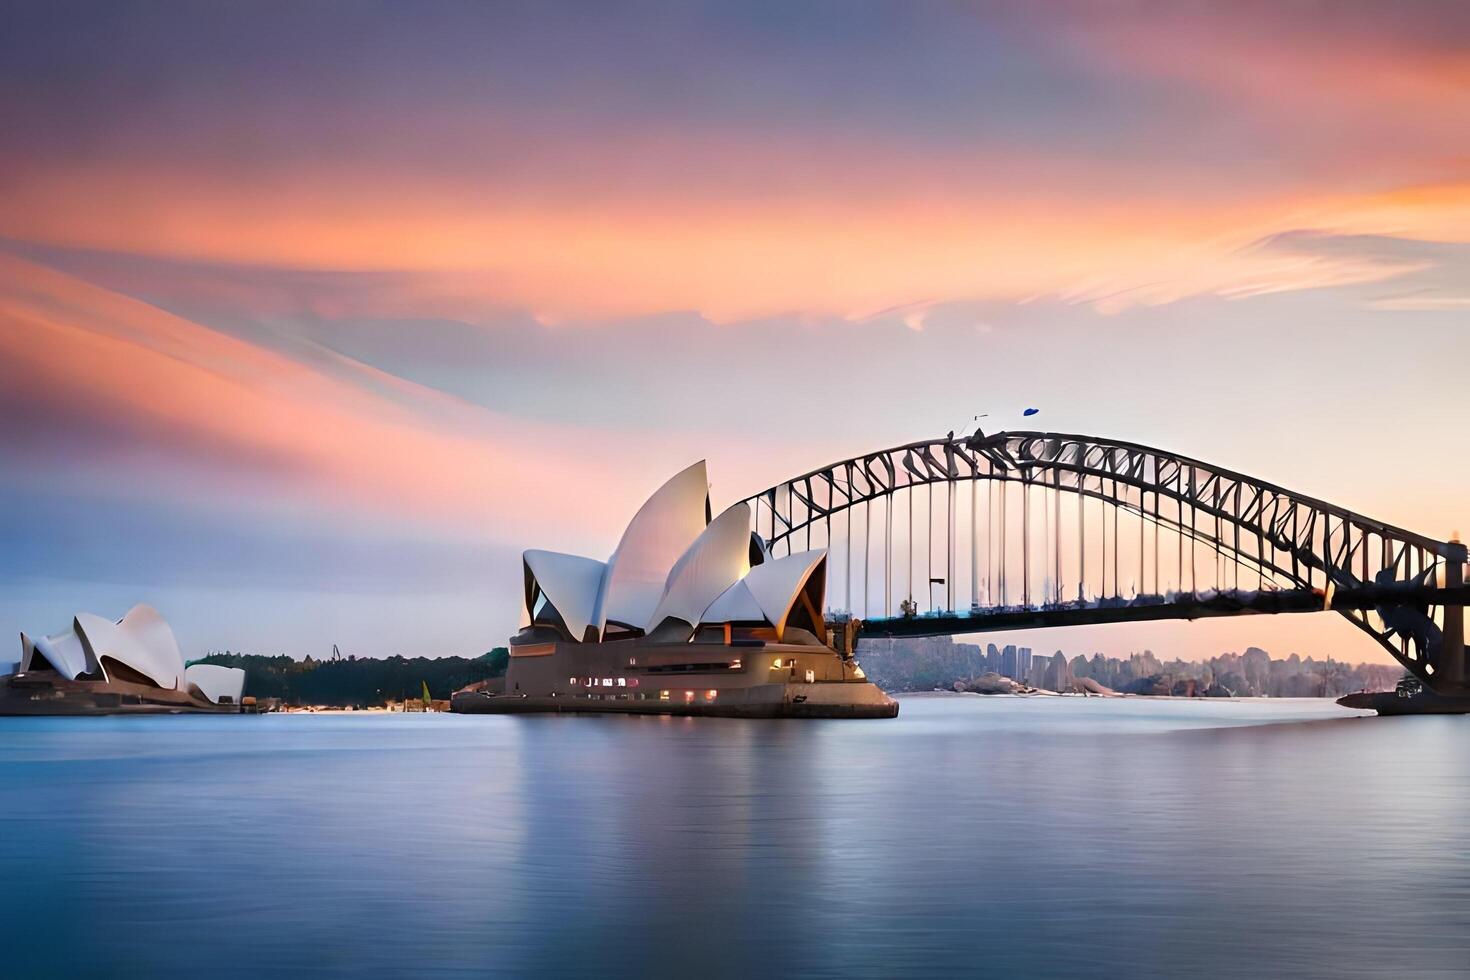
<box><xmin>454</xmin><ymin>461</ymin><xmax>898</xmax><ymax>718</ymax></box>
<box><xmin>1</xmin><ymin>604</ymin><xmax>246</xmax><ymax>715</ymax></box>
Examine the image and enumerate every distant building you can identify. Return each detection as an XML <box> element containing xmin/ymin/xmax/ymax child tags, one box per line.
<box><xmin>1042</xmin><ymin>652</ymin><xmax>1074</xmax><ymax>691</ymax></box>
<box><xmin>2</xmin><ymin>604</ymin><xmax>245</xmax><ymax>715</ymax></box>
<box><xmin>999</xmin><ymin>644</ymin><xmax>1018</xmax><ymax>680</ymax></box>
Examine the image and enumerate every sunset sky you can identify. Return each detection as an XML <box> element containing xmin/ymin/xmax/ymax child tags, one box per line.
<box><xmin>1</xmin><ymin>1</ymin><xmax>1466</xmax><ymax>662</ymax></box>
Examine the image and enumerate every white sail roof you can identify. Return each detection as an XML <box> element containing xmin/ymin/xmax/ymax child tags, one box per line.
<box><xmin>700</xmin><ymin>579</ymin><xmax>768</xmax><ymax>625</ymax></box>
<box><xmin>184</xmin><ymin>663</ymin><xmax>246</xmax><ymax>705</ymax></box>
<box><xmin>16</xmin><ymin>605</ymin><xmax>250</xmax><ymax>704</ymax></box>
<box><xmin>21</xmin><ymin>626</ymin><xmax>91</xmax><ymax>678</ymax></box>
<box><xmin>742</xmin><ymin>549</ymin><xmax>828</xmax><ymax>639</ymax></box>
<box><xmin>524</xmin><ymin>549</ymin><xmax>607</xmax><ymax>642</ymax></box>
<box><xmin>77</xmin><ymin>604</ymin><xmax>184</xmax><ymax>690</ymax></box>
<box><xmin>596</xmin><ymin>460</ymin><xmax>709</xmax><ymax>631</ymax></box>
<box><xmin>646</xmin><ymin>502</ymin><xmax>752</xmax><ymax>632</ymax></box>
<box><xmin>511</xmin><ymin>463</ymin><xmax>830</xmax><ymax>645</ymax></box>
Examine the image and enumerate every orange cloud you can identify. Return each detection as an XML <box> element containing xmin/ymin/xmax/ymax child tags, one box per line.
<box><xmin>1</xmin><ymin>4</ymin><xmax>1463</xmax><ymax>325</ymax></box>
<box><xmin>0</xmin><ymin>254</ymin><xmax>663</xmax><ymax>545</ymax></box>
<box><xmin>8</xmin><ymin>159</ymin><xmax>1465</xmax><ymax>322</ymax></box>
<box><xmin>0</xmin><ymin>252</ymin><xmax>844</xmax><ymax>560</ymax></box>
<box><xmin>1</xmin><ymin>15</ymin><xmax>1465</xmax><ymax>329</ymax></box>
<box><xmin>1055</xmin><ymin>5</ymin><xmax>1470</xmax><ymax>152</ymax></box>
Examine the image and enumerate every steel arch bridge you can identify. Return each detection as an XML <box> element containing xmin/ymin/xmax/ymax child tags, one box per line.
<box><xmin>740</xmin><ymin>430</ymin><xmax>1469</xmax><ymax>693</ymax></box>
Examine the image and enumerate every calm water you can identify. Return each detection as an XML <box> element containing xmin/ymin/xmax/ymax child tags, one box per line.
<box><xmin>2</xmin><ymin>697</ymin><xmax>1468</xmax><ymax>979</ymax></box>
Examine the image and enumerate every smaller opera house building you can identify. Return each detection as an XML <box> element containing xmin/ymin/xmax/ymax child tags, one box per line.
<box><xmin>2</xmin><ymin>604</ymin><xmax>245</xmax><ymax>715</ymax></box>
<box><xmin>455</xmin><ymin>461</ymin><xmax>897</xmax><ymax>718</ymax></box>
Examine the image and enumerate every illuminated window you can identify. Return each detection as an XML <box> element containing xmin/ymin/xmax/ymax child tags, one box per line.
<box><xmin>730</xmin><ymin>659</ymin><xmax>742</xmax><ymax>670</ymax></box>
<box><xmin>684</xmin><ymin>690</ymin><xmax>695</xmax><ymax>703</ymax></box>
<box><xmin>601</xmin><ymin>678</ymin><xmax>613</xmax><ymax>687</ymax></box>
<box><xmin>772</xmin><ymin>657</ymin><xmax>784</xmax><ymax>670</ymax></box>
<box><xmin>628</xmin><ymin>657</ymin><xmax>638</xmax><ymax>666</ymax></box>
<box><xmin>616</xmin><ymin>677</ymin><xmax>627</xmax><ymax>687</ymax></box>
<box><xmin>805</xmin><ymin>669</ymin><xmax>815</xmax><ymax>683</ymax></box>
<box><xmin>628</xmin><ymin>678</ymin><xmax>640</xmax><ymax>688</ymax></box>
<box><xmin>705</xmin><ymin>689</ymin><xmax>717</xmax><ymax>702</ymax></box>
<box><xmin>659</xmin><ymin>689</ymin><xmax>670</xmax><ymax>700</ymax></box>
<box><xmin>569</xmin><ymin>678</ymin><xmax>578</xmax><ymax>685</ymax></box>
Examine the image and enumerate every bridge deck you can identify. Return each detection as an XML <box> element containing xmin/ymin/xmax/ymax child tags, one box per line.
<box><xmin>858</xmin><ymin>586</ymin><xmax>1470</xmax><ymax>639</ymax></box>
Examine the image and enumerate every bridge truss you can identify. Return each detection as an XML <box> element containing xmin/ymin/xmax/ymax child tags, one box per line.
<box><xmin>741</xmin><ymin>431</ymin><xmax>1468</xmax><ymax>692</ymax></box>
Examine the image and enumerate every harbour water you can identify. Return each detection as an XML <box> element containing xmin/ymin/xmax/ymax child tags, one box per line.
<box><xmin>2</xmin><ymin>696</ymin><xmax>1467</xmax><ymax>978</ymax></box>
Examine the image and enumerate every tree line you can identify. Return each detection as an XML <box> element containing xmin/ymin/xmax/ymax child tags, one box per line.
<box><xmin>191</xmin><ymin>649</ymin><xmax>509</xmax><ymax>706</ymax></box>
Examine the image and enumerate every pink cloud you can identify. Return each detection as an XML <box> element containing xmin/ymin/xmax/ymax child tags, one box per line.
<box><xmin>0</xmin><ymin>255</ymin><xmax>675</xmax><ymax>545</ymax></box>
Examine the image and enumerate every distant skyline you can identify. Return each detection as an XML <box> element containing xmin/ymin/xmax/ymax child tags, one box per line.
<box><xmin>1</xmin><ymin>2</ymin><xmax>1466</xmax><ymax>662</ymax></box>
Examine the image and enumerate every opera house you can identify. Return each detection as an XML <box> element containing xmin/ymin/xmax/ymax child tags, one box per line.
<box><xmin>453</xmin><ymin>461</ymin><xmax>898</xmax><ymax>718</ymax></box>
<box><xmin>1</xmin><ymin>604</ymin><xmax>246</xmax><ymax>715</ymax></box>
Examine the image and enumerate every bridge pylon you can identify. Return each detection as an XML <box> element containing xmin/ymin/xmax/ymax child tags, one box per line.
<box><xmin>1440</xmin><ymin>539</ymin><xmax>1467</xmax><ymax>690</ymax></box>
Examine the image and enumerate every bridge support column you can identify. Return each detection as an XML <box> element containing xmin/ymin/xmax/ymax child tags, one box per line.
<box><xmin>1441</xmin><ymin>541</ymin><xmax>1467</xmax><ymax>690</ymax></box>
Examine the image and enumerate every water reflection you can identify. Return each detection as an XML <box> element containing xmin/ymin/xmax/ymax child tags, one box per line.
<box><xmin>1</xmin><ymin>699</ymin><xmax>1466</xmax><ymax>978</ymax></box>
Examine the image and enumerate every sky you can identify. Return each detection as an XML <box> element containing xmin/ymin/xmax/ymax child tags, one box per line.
<box><xmin>0</xmin><ymin>1</ymin><xmax>1466</xmax><ymax>663</ymax></box>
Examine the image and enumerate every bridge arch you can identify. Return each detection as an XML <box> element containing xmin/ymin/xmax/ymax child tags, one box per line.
<box><xmin>741</xmin><ymin>431</ymin><xmax>1468</xmax><ymax>690</ymax></box>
